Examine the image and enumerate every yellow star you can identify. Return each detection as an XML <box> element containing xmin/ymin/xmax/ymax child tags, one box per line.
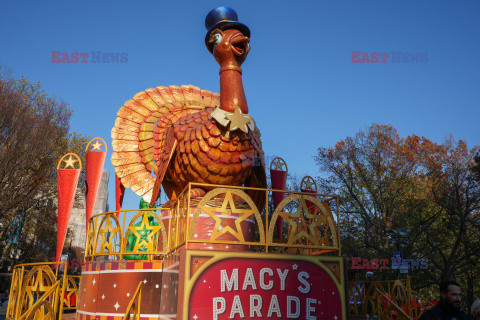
<box><xmin>128</xmin><ymin>213</ymin><xmax>163</xmax><ymax>252</ymax></box>
<box><xmin>302</xmin><ymin>177</ymin><xmax>316</xmax><ymax>191</ymax></box>
<box><xmin>273</xmin><ymin>159</ymin><xmax>285</xmax><ymax>170</ymax></box>
<box><xmin>279</xmin><ymin>196</ymin><xmax>326</xmax><ymax>246</ymax></box>
<box><xmin>86</xmin><ymin>221</ymin><xmax>97</xmax><ymax>255</ymax></box>
<box><xmin>91</xmin><ymin>139</ymin><xmax>103</xmax><ymax>151</ymax></box>
<box><xmin>64</xmin><ymin>286</ymin><xmax>76</xmax><ymax>308</ymax></box>
<box><xmin>33</xmin><ymin>305</ymin><xmax>53</xmax><ymax>320</ymax></box>
<box><xmin>202</xmin><ymin>190</ymin><xmax>256</xmax><ymax>242</ymax></box>
<box><xmin>225</xmin><ymin>107</ymin><xmax>252</xmax><ymax>133</ymax></box>
<box><xmin>25</xmin><ymin>270</ymin><xmax>52</xmax><ymax>306</ymax></box>
<box><xmin>98</xmin><ymin>216</ymin><xmax>121</xmax><ymax>253</ymax></box>
<box><xmin>63</xmin><ymin>155</ymin><xmax>76</xmax><ymax>168</ymax></box>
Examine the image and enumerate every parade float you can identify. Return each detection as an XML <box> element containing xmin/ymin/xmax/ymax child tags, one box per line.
<box><xmin>6</xmin><ymin>7</ymin><xmax>346</xmax><ymax>320</ymax></box>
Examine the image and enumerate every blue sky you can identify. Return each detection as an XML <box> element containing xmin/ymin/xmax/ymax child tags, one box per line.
<box><xmin>1</xmin><ymin>0</ymin><xmax>479</xmax><ymax>211</ymax></box>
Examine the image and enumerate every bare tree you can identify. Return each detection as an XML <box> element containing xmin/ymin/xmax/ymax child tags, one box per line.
<box><xmin>0</xmin><ymin>66</ymin><xmax>89</xmax><ymax>269</ymax></box>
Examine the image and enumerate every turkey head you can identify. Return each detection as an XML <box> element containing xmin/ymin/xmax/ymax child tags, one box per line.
<box><xmin>111</xmin><ymin>9</ymin><xmax>267</xmax><ymax>211</ymax></box>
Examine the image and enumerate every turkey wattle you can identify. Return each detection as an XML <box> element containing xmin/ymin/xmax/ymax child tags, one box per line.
<box><xmin>111</xmin><ymin>8</ymin><xmax>267</xmax><ymax>208</ymax></box>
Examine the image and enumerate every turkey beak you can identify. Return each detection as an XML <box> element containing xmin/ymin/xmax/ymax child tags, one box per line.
<box><xmin>231</xmin><ymin>35</ymin><xmax>250</xmax><ymax>57</ymax></box>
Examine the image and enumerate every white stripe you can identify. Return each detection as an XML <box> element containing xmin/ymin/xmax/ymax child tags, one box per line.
<box><xmin>161</xmin><ymin>213</ymin><xmax>256</xmax><ymax>224</ymax></box>
<box><xmin>77</xmin><ymin>309</ymin><xmax>176</xmax><ymax>318</ymax></box>
<box><xmin>81</xmin><ymin>269</ymin><xmax>178</xmax><ymax>274</ymax></box>
<box><xmin>162</xmin><ymin>261</ymin><xmax>179</xmax><ymax>271</ymax></box>
<box><xmin>80</xmin><ymin>270</ymin><xmax>99</xmax><ymax>274</ymax></box>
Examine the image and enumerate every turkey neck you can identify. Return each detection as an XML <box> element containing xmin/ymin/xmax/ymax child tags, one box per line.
<box><xmin>219</xmin><ymin>67</ymin><xmax>249</xmax><ymax>114</ymax></box>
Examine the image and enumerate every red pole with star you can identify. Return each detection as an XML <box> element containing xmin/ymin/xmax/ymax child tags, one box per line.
<box><xmin>85</xmin><ymin>138</ymin><xmax>107</xmax><ymax>234</ymax></box>
<box><xmin>300</xmin><ymin>176</ymin><xmax>318</xmax><ymax>215</ymax></box>
<box><xmin>270</xmin><ymin>157</ymin><xmax>288</xmax><ymax>238</ymax></box>
<box><xmin>300</xmin><ymin>176</ymin><xmax>337</xmax><ymax>255</ymax></box>
<box><xmin>56</xmin><ymin>153</ymin><xmax>81</xmax><ymax>262</ymax></box>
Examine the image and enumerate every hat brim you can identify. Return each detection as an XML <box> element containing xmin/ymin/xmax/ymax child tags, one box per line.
<box><xmin>205</xmin><ymin>21</ymin><xmax>250</xmax><ymax>53</ymax></box>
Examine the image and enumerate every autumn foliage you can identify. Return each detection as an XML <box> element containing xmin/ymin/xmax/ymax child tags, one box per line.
<box><xmin>315</xmin><ymin>124</ymin><xmax>480</xmax><ymax>304</ymax></box>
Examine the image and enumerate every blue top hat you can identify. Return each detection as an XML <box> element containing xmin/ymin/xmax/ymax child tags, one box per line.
<box><xmin>205</xmin><ymin>7</ymin><xmax>250</xmax><ymax>53</ymax></box>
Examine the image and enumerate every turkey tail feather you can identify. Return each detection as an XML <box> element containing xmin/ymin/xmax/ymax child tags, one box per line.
<box><xmin>111</xmin><ymin>85</ymin><xmax>218</xmax><ymax>203</ymax></box>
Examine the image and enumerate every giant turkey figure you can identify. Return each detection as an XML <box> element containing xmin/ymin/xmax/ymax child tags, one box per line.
<box><xmin>111</xmin><ymin>7</ymin><xmax>267</xmax><ymax>209</ymax></box>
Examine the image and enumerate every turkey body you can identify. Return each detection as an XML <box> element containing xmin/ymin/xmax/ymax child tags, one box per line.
<box><xmin>111</xmin><ymin>85</ymin><xmax>265</xmax><ymax>204</ymax></box>
<box><xmin>156</xmin><ymin>107</ymin><xmax>262</xmax><ymax>199</ymax></box>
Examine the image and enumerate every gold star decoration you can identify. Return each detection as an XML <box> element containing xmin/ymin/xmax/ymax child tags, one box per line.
<box><xmin>90</xmin><ymin>139</ymin><xmax>103</xmax><ymax>151</ymax></box>
<box><xmin>63</xmin><ymin>155</ymin><xmax>77</xmax><ymax>169</ymax></box>
<box><xmin>202</xmin><ymin>190</ymin><xmax>256</xmax><ymax>242</ymax></box>
<box><xmin>273</xmin><ymin>158</ymin><xmax>286</xmax><ymax>171</ymax></box>
<box><xmin>225</xmin><ymin>107</ymin><xmax>252</xmax><ymax>133</ymax></box>
<box><xmin>302</xmin><ymin>176</ymin><xmax>316</xmax><ymax>191</ymax></box>
<box><xmin>63</xmin><ymin>278</ymin><xmax>78</xmax><ymax>308</ymax></box>
<box><xmin>278</xmin><ymin>196</ymin><xmax>326</xmax><ymax>246</ymax></box>
<box><xmin>98</xmin><ymin>216</ymin><xmax>121</xmax><ymax>253</ymax></box>
<box><xmin>25</xmin><ymin>269</ymin><xmax>52</xmax><ymax>306</ymax></box>
<box><xmin>31</xmin><ymin>304</ymin><xmax>54</xmax><ymax>320</ymax></box>
<box><xmin>128</xmin><ymin>213</ymin><xmax>163</xmax><ymax>252</ymax></box>
<box><xmin>86</xmin><ymin>220</ymin><xmax>97</xmax><ymax>256</ymax></box>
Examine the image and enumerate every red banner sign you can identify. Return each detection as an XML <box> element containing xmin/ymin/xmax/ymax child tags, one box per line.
<box><xmin>56</xmin><ymin>153</ymin><xmax>81</xmax><ymax>263</ymax></box>
<box><xmin>270</xmin><ymin>157</ymin><xmax>288</xmax><ymax>237</ymax></box>
<box><xmin>85</xmin><ymin>138</ymin><xmax>107</xmax><ymax>232</ymax></box>
<box><xmin>189</xmin><ymin>257</ymin><xmax>343</xmax><ymax>320</ymax></box>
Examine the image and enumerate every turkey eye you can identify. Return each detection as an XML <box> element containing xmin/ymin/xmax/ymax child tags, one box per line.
<box><xmin>214</xmin><ymin>33</ymin><xmax>223</xmax><ymax>45</ymax></box>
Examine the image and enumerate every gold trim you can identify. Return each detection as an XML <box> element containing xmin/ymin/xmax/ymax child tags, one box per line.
<box><xmin>7</xmin><ymin>262</ymin><xmax>68</xmax><ymax>320</ymax></box>
<box><xmin>188</xmin><ymin>188</ymin><xmax>264</xmax><ymax>244</ymax></box>
<box><xmin>83</xmin><ymin>183</ymin><xmax>340</xmax><ymax>261</ymax></box>
<box><xmin>94</xmin><ymin>213</ymin><xmax>122</xmax><ymax>257</ymax></box>
<box><xmin>123</xmin><ymin>282</ymin><xmax>143</xmax><ymax>320</ymax></box>
<box><xmin>56</xmin><ymin>153</ymin><xmax>82</xmax><ymax>170</ymax></box>
<box><xmin>268</xmin><ymin>193</ymin><xmax>338</xmax><ymax>252</ymax></box>
<box><xmin>270</xmin><ymin>156</ymin><xmax>288</xmax><ymax>172</ymax></box>
<box><xmin>85</xmin><ymin>137</ymin><xmax>107</xmax><ymax>153</ymax></box>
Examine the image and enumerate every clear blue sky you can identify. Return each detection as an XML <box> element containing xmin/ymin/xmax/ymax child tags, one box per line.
<box><xmin>1</xmin><ymin>0</ymin><xmax>479</xmax><ymax>211</ymax></box>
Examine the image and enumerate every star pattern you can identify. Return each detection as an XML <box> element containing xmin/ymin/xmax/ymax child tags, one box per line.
<box><xmin>202</xmin><ymin>190</ymin><xmax>256</xmax><ymax>242</ymax></box>
<box><xmin>76</xmin><ymin>258</ymin><xmax>178</xmax><ymax>316</ymax></box>
<box><xmin>128</xmin><ymin>213</ymin><xmax>163</xmax><ymax>252</ymax></box>
<box><xmin>24</xmin><ymin>269</ymin><xmax>53</xmax><ymax>305</ymax></box>
<box><xmin>279</xmin><ymin>196</ymin><xmax>326</xmax><ymax>246</ymax></box>
<box><xmin>64</xmin><ymin>280</ymin><xmax>77</xmax><ymax>308</ymax></box>
<box><xmin>63</xmin><ymin>155</ymin><xmax>77</xmax><ymax>169</ymax></box>
<box><xmin>90</xmin><ymin>139</ymin><xmax>103</xmax><ymax>151</ymax></box>
<box><xmin>302</xmin><ymin>176</ymin><xmax>316</xmax><ymax>191</ymax></box>
<box><xmin>98</xmin><ymin>216</ymin><xmax>121</xmax><ymax>253</ymax></box>
<box><xmin>272</xmin><ymin>157</ymin><xmax>287</xmax><ymax>171</ymax></box>
<box><xmin>225</xmin><ymin>107</ymin><xmax>252</xmax><ymax>133</ymax></box>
